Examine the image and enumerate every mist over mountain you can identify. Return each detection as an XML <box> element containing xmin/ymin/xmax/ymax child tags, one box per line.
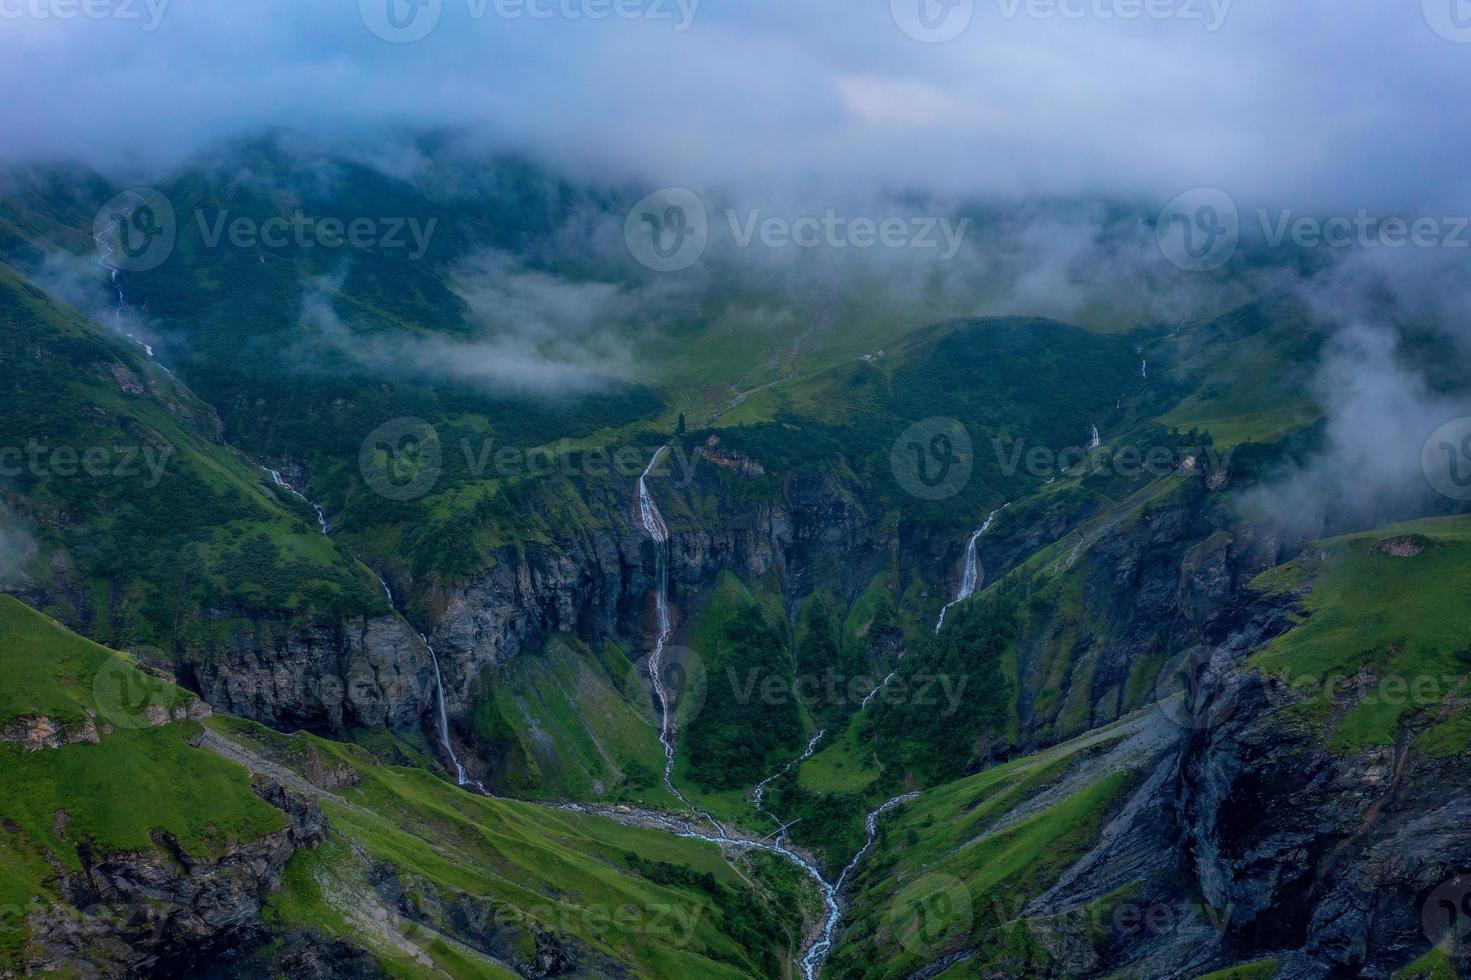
<box><xmin>4</xmin><ymin>5</ymin><xmax>1471</xmax><ymax>979</ymax></box>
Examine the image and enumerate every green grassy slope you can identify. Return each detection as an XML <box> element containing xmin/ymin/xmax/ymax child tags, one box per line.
<box><xmin>0</xmin><ymin>259</ymin><xmax>385</xmax><ymax>651</ymax></box>
<box><xmin>0</xmin><ymin>596</ymin><xmax>290</xmax><ymax>966</ymax></box>
<box><xmin>215</xmin><ymin>717</ymin><xmax>814</xmax><ymax>979</ymax></box>
<box><xmin>1249</xmin><ymin>515</ymin><xmax>1471</xmax><ymax>753</ymax></box>
<box><xmin>0</xmin><ymin>593</ymin><xmax>819</xmax><ymax>977</ymax></box>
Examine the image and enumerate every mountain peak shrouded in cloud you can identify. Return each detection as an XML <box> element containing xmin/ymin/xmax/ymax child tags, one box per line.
<box><xmin>2</xmin><ymin>1</ymin><xmax>1469</xmax><ymax>217</ymax></box>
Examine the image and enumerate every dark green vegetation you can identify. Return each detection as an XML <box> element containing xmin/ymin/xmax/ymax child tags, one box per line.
<box><xmin>0</xmin><ymin>261</ymin><xmax>382</xmax><ymax>649</ymax></box>
<box><xmin>0</xmin><ymin>595</ymin><xmax>815</xmax><ymax>977</ymax></box>
<box><xmin>861</xmin><ymin>591</ymin><xmax>1015</xmax><ymax>786</ymax></box>
<box><xmin>683</xmin><ymin>593</ymin><xmax>804</xmax><ymax>793</ymax></box>
<box><xmin>6</xmin><ymin>145</ymin><xmax>1471</xmax><ymax>978</ymax></box>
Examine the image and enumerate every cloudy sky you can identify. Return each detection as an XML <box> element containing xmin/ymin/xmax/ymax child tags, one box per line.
<box><xmin>4</xmin><ymin>0</ymin><xmax>1469</xmax><ymax>212</ymax></box>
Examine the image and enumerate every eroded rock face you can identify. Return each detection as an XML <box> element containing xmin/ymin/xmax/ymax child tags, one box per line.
<box><xmin>1</xmin><ymin>713</ymin><xmax>102</xmax><ymax>750</ymax></box>
<box><xmin>23</xmin><ymin>780</ymin><xmax>325</xmax><ymax>978</ymax></box>
<box><xmin>426</xmin><ymin>465</ymin><xmax>891</xmax><ymax>710</ymax></box>
<box><xmin>187</xmin><ymin>614</ymin><xmax>435</xmax><ymax>734</ymax></box>
<box><xmin>1178</xmin><ymin>669</ymin><xmax>1471</xmax><ymax>977</ymax></box>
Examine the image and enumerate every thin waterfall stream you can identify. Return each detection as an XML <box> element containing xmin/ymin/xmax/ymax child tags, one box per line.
<box><xmin>634</xmin><ymin>445</ymin><xmax>919</xmax><ymax>980</ymax></box>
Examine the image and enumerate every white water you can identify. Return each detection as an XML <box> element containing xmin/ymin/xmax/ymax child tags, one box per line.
<box><xmin>632</xmin><ymin>447</ymin><xmax>916</xmax><ymax>979</ymax></box>
<box><xmin>264</xmin><ymin>468</ymin><xmax>330</xmax><ymax>534</ymax></box>
<box><xmin>800</xmin><ymin>792</ymin><xmax>920</xmax><ymax>977</ymax></box>
<box><xmin>634</xmin><ymin>446</ymin><xmax>701</xmax><ymax>814</ymax></box>
<box><xmin>255</xmin><ymin>464</ymin><xmax>477</xmax><ymax>794</ymax></box>
<box><xmin>93</xmin><ymin>194</ymin><xmax>165</xmax><ymax>366</ymax></box>
<box><xmin>1089</xmin><ymin>424</ymin><xmax>1102</xmax><ymax>450</ymax></box>
<box><xmin>1141</xmin><ymin>359</ymin><xmax>1148</xmax><ymax>379</ymax></box>
<box><xmin>752</xmin><ymin>728</ymin><xmax>826</xmax><ymax>823</ymax></box>
<box><xmin>372</xmin><ymin>566</ymin><xmax>485</xmax><ymax>794</ymax></box>
<box><xmin>933</xmin><ymin>505</ymin><xmax>1006</xmax><ymax>634</ymax></box>
<box><xmin>424</xmin><ymin>631</ymin><xmax>483</xmax><ymax>792</ymax></box>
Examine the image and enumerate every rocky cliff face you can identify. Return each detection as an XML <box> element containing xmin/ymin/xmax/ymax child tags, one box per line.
<box><xmin>425</xmin><ymin>464</ymin><xmax>899</xmax><ymax>710</ymax></box>
<box><xmin>962</xmin><ymin>573</ymin><xmax>1471</xmax><ymax>979</ymax></box>
<box><xmin>184</xmin><ymin>613</ymin><xmax>435</xmax><ymax>735</ymax></box>
<box><xmin>21</xmin><ymin>778</ymin><xmax>326</xmax><ymax>978</ymax></box>
<box><xmin>1177</xmin><ymin>660</ymin><xmax>1471</xmax><ymax>977</ymax></box>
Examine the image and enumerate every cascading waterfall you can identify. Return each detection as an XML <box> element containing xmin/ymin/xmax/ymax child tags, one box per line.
<box><xmin>371</xmin><ymin>568</ymin><xmax>483</xmax><ymax>794</ymax></box>
<box><xmin>255</xmin><ymin>464</ymin><xmax>478</xmax><ymax>793</ymax></box>
<box><xmin>866</xmin><ymin>503</ymin><xmax>1005</xmax><ymax>711</ymax></box>
<box><xmin>93</xmin><ymin>194</ymin><xmax>164</xmax><ymax>364</ymax></box>
<box><xmin>1089</xmin><ymin>423</ymin><xmax>1102</xmax><ymax>450</ymax></box>
<box><xmin>264</xmin><ymin>468</ymin><xmax>330</xmax><ymax>535</ymax></box>
<box><xmin>933</xmin><ymin>504</ymin><xmax>1006</xmax><ymax>634</ymax></box>
<box><xmin>1141</xmin><ymin>359</ymin><xmax>1148</xmax><ymax>379</ymax></box>
<box><xmin>752</xmin><ymin>728</ymin><xmax>826</xmax><ymax>824</ymax></box>
<box><xmin>635</xmin><ymin>446</ymin><xmax>698</xmax><ymax>811</ymax></box>
<box><xmin>633</xmin><ymin>446</ymin><xmax>913</xmax><ymax>980</ymax></box>
<box><xmin>800</xmin><ymin>791</ymin><xmax>921</xmax><ymax>977</ymax></box>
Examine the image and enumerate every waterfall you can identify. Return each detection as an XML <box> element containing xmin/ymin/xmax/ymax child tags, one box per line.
<box><xmin>752</xmin><ymin>728</ymin><xmax>826</xmax><ymax>821</ymax></box>
<box><xmin>371</xmin><ymin>566</ymin><xmax>484</xmax><ymax>794</ymax></box>
<box><xmin>634</xmin><ymin>447</ymin><xmax>686</xmax><ymax>802</ymax></box>
<box><xmin>424</xmin><ymin>633</ymin><xmax>481</xmax><ymax>792</ymax></box>
<box><xmin>799</xmin><ymin>792</ymin><xmax>920</xmax><ymax>977</ymax></box>
<box><xmin>934</xmin><ymin>505</ymin><xmax>1005</xmax><ymax>633</ymax></box>
<box><xmin>264</xmin><ymin>468</ymin><xmax>330</xmax><ymax>535</ymax></box>
<box><xmin>633</xmin><ymin>446</ymin><xmax>916</xmax><ymax>979</ymax></box>
<box><xmin>1141</xmin><ymin>359</ymin><xmax>1148</xmax><ymax>379</ymax></box>
<box><xmin>254</xmin><ymin>464</ymin><xmax>477</xmax><ymax>793</ymax></box>
<box><xmin>93</xmin><ymin>194</ymin><xmax>163</xmax><ymax>364</ymax></box>
<box><xmin>1089</xmin><ymin>424</ymin><xmax>1101</xmax><ymax>450</ymax></box>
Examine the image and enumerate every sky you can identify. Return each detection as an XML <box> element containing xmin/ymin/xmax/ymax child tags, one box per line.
<box><xmin>7</xmin><ymin>0</ymin><xmax>1470</xmax><ymax>538</ymax></box>
<box><xmin>3</xmin><ymin>0</ymin><xmax>1470</xmax><ymax>214</ymax></box>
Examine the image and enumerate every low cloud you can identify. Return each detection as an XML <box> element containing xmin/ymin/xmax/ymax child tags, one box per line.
<box><xmin>0</xmin><ymin>508</ymin><xmax>37</xmax><ymax>589</ymax></box>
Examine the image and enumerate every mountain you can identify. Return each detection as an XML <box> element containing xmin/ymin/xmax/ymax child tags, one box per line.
<box><xmin>2</xmin><ymin>142</ymin><xmax>1470</xmax><ymax>978</ymax></box>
